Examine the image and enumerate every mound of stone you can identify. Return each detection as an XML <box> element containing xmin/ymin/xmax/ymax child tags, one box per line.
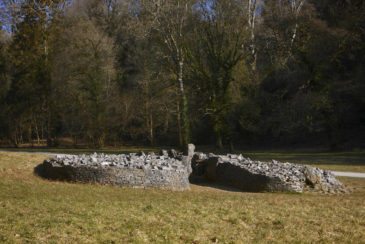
<box><xmin>36</xmin><ymin>152</ymin><xmax>190</xmax><ymax>191</ymax></box>
<box><xmin>35</xmin><ymin>144</ymin><xmax>348</xmax><ymax>194</ymax></box>
<box><xmin>191</xmin><ymin>153</ymin><xmax>348</xmax><ymax>194</ymax></box>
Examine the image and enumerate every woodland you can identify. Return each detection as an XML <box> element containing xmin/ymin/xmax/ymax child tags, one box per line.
<box><xmin>0</xmin><ymin>0</ymin><xmax>364</xmax><ymax>149</ymax></box>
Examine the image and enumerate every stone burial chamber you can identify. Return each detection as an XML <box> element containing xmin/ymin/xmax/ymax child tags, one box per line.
<box><xmin>35</xmin><ymin>150</ymin><xmax>192</xmax><ymax>191</ymax></box>
<box><xmin>35</xmin><ymin>144</ymin><xmax>348</xmax><ymax>193</ymax></box>
<box><xmin>191</xmin><ymin>153</ymin><xmax>349</xmax><ymax>194</ymax></box>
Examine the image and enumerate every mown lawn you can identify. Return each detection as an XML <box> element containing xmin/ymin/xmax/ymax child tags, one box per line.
<box><xmin>0</xmin><ymin>152</ymin><xmax>364</xmax><ymax>243</ymax></box>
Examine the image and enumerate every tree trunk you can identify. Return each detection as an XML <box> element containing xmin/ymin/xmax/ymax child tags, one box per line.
<box><xmin>248</xmin><ymin>0</ymin><xmax>257</xmax><ymax>71</ymax></box>
<box><xmin>73</xmin><ymin>136</ymin><xmax>78</xmax><ymax>147</ymax></box>
<box><xmin>98</xmin><ymin>132</ymin><xmax>105</xmax><ymax>148</ymax></box>
<box><xmin>34</xmin><ymin>119</ymin><xmax>40</xmax><ymax>145</ymax></box>
<box><xmin>12</xmin><ymin>131</ymin><xmax>18</xmax><ymax>148</ymax></box>
<box><xmin>290</xmin><ymin>23</ymin><xmax>298</xmax><ymax>50</ymax></box>
<box><xmin>46</xmin><ymin>111</ymin><xmax>52</xmax><ymax>147</ymax></box>
<box><xmin>149</xmin><ymin>112</ymin><xmax>154</xmax><ymax>146</ymax></box>
<box><xmin>164</xmin><ymin>110</ymin><xmax>169</xmax><ymax>134</ymax></box>
<box><xmin>289</xmin><ymin>0</ymin><xmax>306</xmax><ymax>59</ymax></box>
<box><xmin>41</xmin><ymin>124</ymin><xmax>44</xmax><ymax>141</ymax></box>
<box><xmin>178</xmin><ymin>57</ymin><xmax>190</xmax><ymax>146</ymax></box>
<box><xmin>28</xmin><ymin>124</ymin><xmax>33</xmax><ymax>147</ymax></box>
<box><xmin>177</xmin><ymin>100</ymin><xmax>183</xmax><ymax>147</ymax></box>
<box><xmin>20</xmin><ymin>129</ymin><xmax>23</xmax><ymax>144</ymax></box>
<box><xmin>216</xmin><ymin>132</ymin><xmax>223</xmax><ymax>149</ymax></box>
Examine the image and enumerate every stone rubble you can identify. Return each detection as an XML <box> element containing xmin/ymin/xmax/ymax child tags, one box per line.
<box><xmin>49</xmin><ymin>152</ymin><xmax>187</xmax><ymax>172</ymax></box>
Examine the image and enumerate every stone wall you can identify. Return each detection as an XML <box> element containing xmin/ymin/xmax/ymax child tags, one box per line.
<box><xmin>36</xmin><ymin>152</ymin><xmax>190</xmax><ymax>191</ymax></box>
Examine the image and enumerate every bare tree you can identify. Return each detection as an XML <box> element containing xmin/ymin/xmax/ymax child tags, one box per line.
<box><xmin>52</xmin><ymin>7</ymin><xmax>116</xmax><ymax>147</ymax></box>
<box><xmin>247</xmin><ymin>0</ymin><xmax>258</xmax><ymax>70</ymax></box>
<box><xmin>189</xmin><ymin>0</ymin><xmax>249</xmax><ymax>148</ymax></box>
<box><xmin>289</xmin><ymin>0</ymin><xmax>306</xmax><ymax>50</ymax></box>
<box><xmin>142</xmin><ymin>0</ymin><xmax>192</xmax><ymax>147</ymax></box>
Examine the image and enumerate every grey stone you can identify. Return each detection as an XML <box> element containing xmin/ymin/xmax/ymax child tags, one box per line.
<box><xmin>160</xmin><ymin>150</ymin><xmax>168</xmax><ymax>157</ymax></box>
<box><xmin>37</xmin><ymin>151</ymin><xmax>191</xmax><ymax>191</ymax></box>
<box><xmin>35</xmin><ymin>144</ymin><xmax>347</xmax><ymax>194</ymax></box>
<box><xmin>169</xmin><ymin>149</ymin><xmax>178</xmax><ymax>158</ymax></box>
<box><xmin>186</xmin><ymin>144</ymin><xmax>195</xmax><ymax>157</ymax></box>
<box><xmin>190</xmin><ymin>152</ymin><xmax>348</xmax><ymax>194</ymax></box>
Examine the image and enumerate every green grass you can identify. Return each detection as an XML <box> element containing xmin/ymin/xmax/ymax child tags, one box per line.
<box><xmin>0</xmin><ymin>152</ymin><xmax>364</xmax><ymax>243</ymax></box>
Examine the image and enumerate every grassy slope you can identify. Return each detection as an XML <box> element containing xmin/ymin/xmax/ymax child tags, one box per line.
<box><xmin>0</xmin><ymin>152</ymin><xmax>364</xmax><ymax>243</ymax></box>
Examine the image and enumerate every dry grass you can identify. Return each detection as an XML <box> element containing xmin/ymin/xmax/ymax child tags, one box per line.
<box><xmin>311</xmin><ymin>164</ymin><xmax>365</xmax><ymax>173</ymax></box>
<box><xmin>241</xmin><ymin>151</ymin><xmax>365</xmax><ymax>173</ymax></box>
<box><xmin>0</xmin><ymin>152</ymin><xmax>364</xmax><ymax>243</ymax></box>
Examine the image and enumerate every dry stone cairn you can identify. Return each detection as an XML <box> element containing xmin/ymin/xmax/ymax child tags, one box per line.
<box><xmin>191</xmin><ymin>153</ymin><xmax>348</xmax><ymax>194</ymax></box>
<box><xmin>36</xmin><ymin>149</ymin><xmax>193</xmax><ymax>191</ymax></box>
<box><xmin>36</xmin><ymin>144</ymin><xmax>348</xmax><ymax>193</ymax></box>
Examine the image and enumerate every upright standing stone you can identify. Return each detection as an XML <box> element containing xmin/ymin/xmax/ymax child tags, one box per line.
<box><xmin>187</xmin><ymin>144</ymin><xmax>195</xmax><ymax>157</ymax></box>
<box><xmin>182</xmin><ymin>143</ymin><xmax>195</xmax><ymax>175</ymax></box>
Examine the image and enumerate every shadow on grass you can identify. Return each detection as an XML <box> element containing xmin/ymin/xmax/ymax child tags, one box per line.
<box><xmin>33</xmin><ymin>163</ymin><xmax>47</xmax><ymax>179</ymax></box>
<box><xmin>33</xmin><ymin>162</ymin><xmax>247</xmax><ymax>193</ymax></box>
<box><xmin>189</xmin><ymin>177</ymin><xmax>244</xmax><ymax>193</ymax></box>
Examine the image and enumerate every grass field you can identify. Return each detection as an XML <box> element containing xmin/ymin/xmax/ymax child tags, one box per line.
<box><xmin>240</xmin><ymin>151</ymin><xmax>365</xmax><ymax>173</ymax></box>
<box><xmin>2</xmin><ymin>147</ymin><xmax>365</xmax><ymax>172</ymax></box>
<box><xmin>0</xmin><ymin>152</ymin><xmax>364</xmax><ymax>243</ymax></box>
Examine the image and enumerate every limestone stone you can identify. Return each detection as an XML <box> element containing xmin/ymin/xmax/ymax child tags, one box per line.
<box><xmin>35</xmin><ymin>144</ymin><xmax>348</xmax><ymax>194</ymax></box>
<box><xmin>191</xmin><ymin>152</ymin><xmax>348</xmax><ymax>194</ymax></box>
<box><xmin>36</xmin><ymin>152</ymin><xmax>191</xmax><ymax>191</ymax></box>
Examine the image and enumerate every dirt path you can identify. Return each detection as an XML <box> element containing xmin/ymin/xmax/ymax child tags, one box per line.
<box><xmin>332</xmin><ymin>171</ymin><xmax>365</xmax><ymax>178</ymax></box>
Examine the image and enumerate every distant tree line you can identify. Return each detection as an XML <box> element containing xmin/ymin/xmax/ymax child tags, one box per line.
<box><xmin>0</xmin><ymin>0</ymin><xmax>364</xmax><ymax>149</ymax></box>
